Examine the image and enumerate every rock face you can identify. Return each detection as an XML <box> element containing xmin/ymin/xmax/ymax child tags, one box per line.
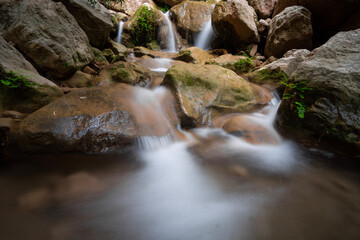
<box><xmin>0</xmin><ymin>0</ymin><xmax>94</xmax><ymax>79</ymax></box>
<box><xmin>212</xmin><ymin>0</ymin><xmax>259</xmax><ymax>49</ymax></box>
<box><xmin>58</xmin><ymin>0</ymin><xmax>114</xmax><ymax>49</ymax></box>
<box><xmin>0</xmin><ymin>36</ymin><xmax>63</xmax><ymax>113</ymax></box>
<box><xmin>273</xmin><ymin>0</ymin><xmax>360</xmax><ymax>41</ymax></box>
<box><xmin>156</xmin><ymin>0</ymin><xmax>186</xmax><ymax>7</ymax></box>
<box><xmin>9</xmin><ymin>84</ymin><xmax>179</xmax><ymax>153</ymax></box>
<box><xmin>265</xmin><ymin>6</ymin><xmax>312</xmax><ymax>58</ymax></box>
<box><xmin>277</xmin><ymin>29</ymin><xmax>360</xmax><ymax>149</ymax></box>
<box><xmin>170</xmin><ymin>1</ymin><xmax>213</xmax><ymax>43</ymax></box>
<box><xmin>247</xmin><ymin>0</ymin><xmax>275</xmax><ymax>19</ymax></box>
<box><xmin>162</xmin><ymin>63</ymin><xmax>271</xmax><ymax>127</ymax></box>
<box><xmin>249</xmin><ymin>49</ymin><xmax>310</xmax><ymax>89</ymax></box>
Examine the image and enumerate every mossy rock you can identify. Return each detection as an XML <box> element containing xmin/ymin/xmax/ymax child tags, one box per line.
<box><xmin>248</xmin><ymin>68</ymin><xmax>288</xmax><ymax>90</ymax></box>
<box><xmin>162</xmin><ymin>63</ymin><xmax>271</xmax><ymax>127</ymax></box>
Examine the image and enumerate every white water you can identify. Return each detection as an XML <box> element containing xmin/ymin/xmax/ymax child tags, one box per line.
<box><xmin>160</xmin><ymin>11</ymin><xmax>178</xmax><ymax>52</ymax></box>
<box><xmin>194</xmin><ymin>19</ymin><xmax>215</xmax><ymax>50</ymax></box>
<box><xmin>116</xmin><ymin>21</ymin><xmax>124</xmax><ymax>44</ymax></box>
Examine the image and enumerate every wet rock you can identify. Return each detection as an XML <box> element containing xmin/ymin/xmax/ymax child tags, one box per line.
<box><xmin>133</xmin><ymin>46</ymin><xmax>178</xmax><ymax>59</ymax></box>
<box><xmin>0</xmin><ymin>0</ymin><xmax>94</xmax><ymax>79</ymax></box>
<box><xmin>169</xmin><ymin>1</ymin><xmax>213</xmax><ymax>43</ymax></box>
<box><xmin>102</xmin><ymin>48</ymin><xmax>126</xmax><ymax>63</ymax></box>
<box><xmin>57</xmin><ymin>0</ymin><xmax>114</xmax><ymax>49</ymax></box>
<box><xmin>276</xmin><ymin>29</ymin><xmax>360</xmax><ymax>150</ymax></box>
<box><xmin>265</xmin><ymin>6</ymin><xmax>312</xmax><ymax>58</ymax></box>
<box><xmin>173</xmin><ymin>47</ymin><xmax>213</xmax><ymax>65</ymax></box>
<box><xmin>247</xmin><ymin>0</ymin><xmax>275</xmax><ymax>19</ymax></box>
<box><xmin>162</xmin><ymin>63</ymin><xmax>271</xmax><ymax>127</ymax></box>
<box><xmin>8</xmin><ymin>84</ymin><xmax>179</xmax><ymax>153</ymax></box>
<box><xmin>0</xmin><ymin>36</ymin><xmax>63</xmax><ymax>113</ymax></box>
<box><xmin>62</xmin><ymin>71</ymin><xmax>94</xmax><ymax>88</ymax></box>
<box><xmin>205</xmin><ymin>54</ymin><xmax>256</xmax><ymax>74</ymax></box>
<box><xmin>212</xmin><ymin>0</ymin><xmax>259</xmax><ymax>49</ymax></box>
<box><xmin>221</xmin><ymin>115</ymin><xmax>280</xmax><ymax>144</ymax></box>
<box><xmin>2</xmin><ymin>111</ymin><xmax>25</xmax><ymax>120</ymax></box>
<box><xmin>98</xmin><ymin>61</ymin><xmax>152</xmax><ymax>87</ymax></box>
<box><xmin>248</xmin><ymin>49</ymin><xmax>310</xmax><ymax>89</ymax></box>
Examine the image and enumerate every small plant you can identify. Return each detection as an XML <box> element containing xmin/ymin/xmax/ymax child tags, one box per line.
<box><xmin>161</xmin><ymin>5</ymin><xmax>170</xmax><ymax>13</ymax></box>
<box><xmin>131</xmin><ymin>6</ymin><xmax>156</xmax><ymax>46</ymax></box>
<box><xmin>281</xmin><ymin>79</ymin><xmax>312</xmax><ymax>119</ymax></box>
<box><xmin>234</xmin><ymin>58</ymin><xmax>253</xmax><ymax>72</ymax></box>
<box><xmin>0</xmin><ymin>70</ymin><xmax>37</xmax><ymax>89</ymax></box>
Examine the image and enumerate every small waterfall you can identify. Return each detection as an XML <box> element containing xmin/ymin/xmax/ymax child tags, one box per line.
<box><xmin>160</xmin><ymin>11</ymin><xmax>177</xmax><ymax>52</ymax></box>
<box><xmin>194</xmin><ymin>19</ymin><xmax>215</xmax><ymax>50</ymax></box>
<box><xmin>116</xmin><ymin>21</ymin><xmax>124</xmax><ymax>44</ymax></box>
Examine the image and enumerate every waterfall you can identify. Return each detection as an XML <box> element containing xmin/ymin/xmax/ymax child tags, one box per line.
<box><xmin>160</xmin><ymin>11</ymin><xmax>177</xmax><ymax>52</ymax></box>
<box><xmin>116</xmin><ymin>21</ymin><xmax>124</xmax><ymax>44</ymax></box>
<box><xmin>194</xmin><ymin>19</ymin><xmax>215</xmax><ymax>50</ymax></box>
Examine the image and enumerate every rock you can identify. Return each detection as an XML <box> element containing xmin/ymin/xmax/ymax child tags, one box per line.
<box><xmin>101</xmin><ymin>48</ymin><xmax>126</xmax><ymax>63</ymax></box>
<box><xmin>258</xmin><ymin>19</ymin><xmax>269</xmax><ymax>33</ymax></box>
<box><xmin>173</xmin><ymin>47</ymin><xmax>213</xmax><ymax>64</ymax></box>
<box><xmin>2</xmin><ymin>111</ymin><xmax>25</xmax><ymax>119</ymax></box>
<box><xmin>169</xmin><ymin>1</ymin><xmax>214</xmax><ymax>43</ymax></box>
<box><xmin>273</xmin><ymin>0</ymin><xmax>360</xmax><ymax>41</ymax></box>
<box><xmin>220</xmin><ymin>115</ymin><xmax>281</xmax><ymax>144</ymax></box>
<box><xmin>276</xmin><ymin>29</ymin><xmax>360</xmax><ymax>149</ymax></box>
<box><xmin>205</xmin><ymin>54</ymin><xmax>256</xmax><ymax>73</ymax></box>
<box><xmin>106</xmin><ymin>0</ymin><xmax>156</xmax><ymax>15</ymax></box>
<box><xmin>156</xmin><ymin>0</ymin><xmax>186</xmax><ymax>7</ymax></box>
<box><xmin>162</xmin><ymin>63</ymin><xmax>271</xmax><ymax>127</ymax></box>
<box><xmin>247</xmin><ymin>0</ymin><xmax>275</xmax><ymax>19</ymax></box>
<box><xmin>133</xmin><ymin>46</ymin><xmax>178</xmax><ymax>59</ymax></box>
<box><xmin>83</xmin><ymin>66</ymin><xmax>97</xmax><ymax>75</ymax></box>
<box><xmin>123</xmin><ymin>4</ymin><xmax>161</xmax><ymax>48</ymax></box>
<box><xmin>62</xmin><ymin>71</ymin><xmax>94</xmax><ymax>88</ymax></box>
<box><xmin>265</xmin><ymin>6</ymin><xmax>312</xmax><ymax>58</ymax></box>
<box><xmin>97</xmin><ymin>62</ymin><xmax>153</xmax><ymax>87</ymax></box>
<box><xmin>212</xmin><ymin>0</ymin><xmax>259</xmax><ymax>49</ymax></box>
<box><xmin>0</xmin><ymin>0</ymin><xmax>94</xmax><ymax>79</ymax></box>
<box><xmin>57</xmin><ymin>0</ymin><xmax>114</xmax><ymax>49</ymax></box>
<box><xmin>8</xmin><ymin>84</ymin><xmax>179</xmax><ymax>153</ymax></box>
<box><xmin>0</xmin><ymin>36</ymin><xmax>63</xmax><ymax>113</ymax></box>
<box><xmin>248</xmin><ymin>49</ymin><xmax>310</xmax><ymax>89</ymax></box>
<box><xmin>106</xmin><ymin>40</ymin><xmax>129</xmax><ymax>56</ymax></box>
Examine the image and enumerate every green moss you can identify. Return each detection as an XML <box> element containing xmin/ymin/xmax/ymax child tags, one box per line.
<box><xmin>250</xmin><ymin>69</ymin><xmax>288</xmax><ymax>84</ymax></box>
<box><xmin>234</xmin><ymin>58</ymin><xmax>253</xmax><ymax>72</ymax></box>
<box><xmin>130</xmin><ymin>6</ymin><xmax>156</xmax><ymax>47</ymax></box>
<box><xmin>92</xmin><ymin>48</ymin><xmax>108</xmax><ymax>63</ymax></box>
<box><xmin>0</xmin><ymin>69</ymin><xmax>38</xmax><ymax>89</ymax></box>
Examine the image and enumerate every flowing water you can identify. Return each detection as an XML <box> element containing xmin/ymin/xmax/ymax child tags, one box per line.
<box><xmin>116</xmin><ymin>21</ymin><xmax>124</xmax><ymax>44</ymax></box>
<box><xmin>194</xmin><ymin>19</ymin><xmax>215</xmax><ymax>50</ymax></box>
<box><xmin>160</xmin><ymin>11</ymin><xmax>178</xmax><ymax>52</ymax></box>
<box><xmin>1</xmin><ymin>45</ymin><xmax>360</xmax><ymax>240</ymax></box>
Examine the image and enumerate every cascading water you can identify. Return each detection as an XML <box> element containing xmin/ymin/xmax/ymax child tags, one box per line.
<box><xmin>194</xmin><ymin>19</ymin><xmax>215</xmax><ymax>50</ymax></box>
<box><xmin>116</xmin><ymin>21</ymin><xmax>124</xmax><ymax>44</ymax></box>
<box><xmin>160</xmin><ymin>11</ymin><xmax>178</xmax><ymax>52</ymax></box>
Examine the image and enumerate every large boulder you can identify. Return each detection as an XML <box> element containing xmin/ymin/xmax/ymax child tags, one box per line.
<box><xmin>8</xmin><ymin>84</ymin><xmax>179</xmax><ymax>153</ymax></box>
<box><xmin>162</xmin><ymin>63</ymin><xmax>271</xmax><ymax>127</ymax></box>
<box><xmin>212</xmin><ymin>0</ymin><xmax>259</xmax><ymax>49</ymax></box>
<box><xmin>247</xmin><ymin>0</ymin><xmax>275</xmax><ymax>19</ymax></box>
<box><xmin>156</xmin><ymin>0</ymin><xmax>186</xmax><ymax>7</ymax></box>
<box><xmin>265</xmin><ymin>6</ymin><xmax>312</xmax><ymax>58</ymax></box>
<box><xmin>273</xmin><ymin>0</ymin><xmax>360</xmax><ymax>42</ymax></box>
<box><xmin>169</xmin><ymin>1</ymin><xmax>214</xmax><ymax>43</ymax></box>
<box><xmin>57</xmin><ymin>0</ymin><xmax>114</xmax><ymax>49</ymax></box>
<box><xmin>276</xmin><ymin>29</ymin><xmax>360</xmax><ymax>150</ymax></box>
<box><xmin>248</xmin><ymin>49</ymin><xmax>310</xmax><ymax>89</ymax></box>
<box><xmin>0</xmin><ymin>36</ymin><xmax>63</xmax><ymax>113</ymax></box>
<box><xmin>0</xmin><ymin>0</ymin><xmax>94</xmax><ymax>79</ymax></box>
